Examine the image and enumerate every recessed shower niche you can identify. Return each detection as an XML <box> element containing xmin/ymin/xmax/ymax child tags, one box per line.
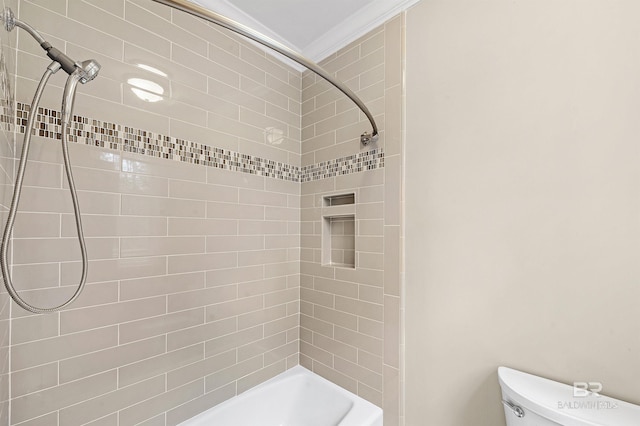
<box><xmin>322</xmin><ymin>193</ymin><xmax>356</xmax><ymax>268</ymax></box>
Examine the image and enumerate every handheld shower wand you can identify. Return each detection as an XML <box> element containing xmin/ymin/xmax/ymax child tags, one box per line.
<box><xmin>1</xmin><ymin>7</ymin><xmax>101</xmax><ymax>314</ymax></box>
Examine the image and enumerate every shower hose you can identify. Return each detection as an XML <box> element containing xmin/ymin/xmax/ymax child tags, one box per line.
<box><xmin>0</xmin><ymin>61</ymin><xmax>88</xmax><ymax>314</ymax></box>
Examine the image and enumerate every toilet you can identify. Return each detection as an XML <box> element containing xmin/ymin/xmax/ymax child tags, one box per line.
<box><xmin>498</xmin><ymin>366</ymin><xmax>640</xmax><ymax>425</ymax></box>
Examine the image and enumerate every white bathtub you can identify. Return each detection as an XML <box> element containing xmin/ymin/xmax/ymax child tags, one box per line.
<box><xmin>179</xmin><ymin>365</ymin><xmax>383</xmax><ymax>426</ymax></box>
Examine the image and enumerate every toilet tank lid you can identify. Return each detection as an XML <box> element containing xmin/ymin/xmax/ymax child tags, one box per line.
<box><xmin>498</xmin><ymin>367</ymin><xmax>640</xmax><ymax>426</ymax></box>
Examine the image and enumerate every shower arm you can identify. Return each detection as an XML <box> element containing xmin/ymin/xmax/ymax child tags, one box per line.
<box><xmin>152</xmin><ymin>0</ymin><xmax>379</xmax><ymax>146</ymax></box>
<box><xmin>2</xmin><ymin>7</ymin><xmax>88</xmax><ymax>78</ymax></box>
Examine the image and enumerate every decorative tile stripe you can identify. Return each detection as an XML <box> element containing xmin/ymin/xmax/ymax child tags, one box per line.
<box><xmin>11</xmin><ymin>103</ymin><xmax>383</xmax><ymax>182</ymax></box>
<box><xmin>300</xmin><ymin>149</ymin><xmax>385</xmax><ymax>183</ymax></box>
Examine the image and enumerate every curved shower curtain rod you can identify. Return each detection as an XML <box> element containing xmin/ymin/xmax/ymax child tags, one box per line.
<box><xmin>151</xmin><ymin>0</ymin><xmax>379</xmax><ymax>146</ymax></box>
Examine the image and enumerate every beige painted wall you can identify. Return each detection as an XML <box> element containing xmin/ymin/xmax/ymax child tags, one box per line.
<box><xmin>405</xmin><ymin>1</ymin><xmax>640</xmax><ymax>425</ymax></box>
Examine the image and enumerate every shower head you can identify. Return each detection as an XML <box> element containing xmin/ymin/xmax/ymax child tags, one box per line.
<box><xmin>77</xmin><ymin>59</ymin><xmax>101</xmax><ymax>84</ymax></box>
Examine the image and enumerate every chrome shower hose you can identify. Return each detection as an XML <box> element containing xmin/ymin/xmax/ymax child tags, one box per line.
<box><xmin>0</xmin><ymin>62</ymin><xmax>88</xmax><ymax>314</ymax></box>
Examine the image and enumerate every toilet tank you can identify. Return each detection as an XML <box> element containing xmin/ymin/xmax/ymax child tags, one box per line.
<box><xmin>498</xmin><ymin>367</ymin><xmax>640</xmax><ymax>426</ymax></box>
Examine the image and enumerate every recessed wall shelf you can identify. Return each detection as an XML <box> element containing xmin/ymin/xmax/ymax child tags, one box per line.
<box><xmin>324</xmin><ymin>193</ymin><xmax>355</xmax><ymax>206</ymax></box>
<box><xmin>322</xmin><ymin>193</ymin><xmax>356</xmax><ymax>269</ymax></box>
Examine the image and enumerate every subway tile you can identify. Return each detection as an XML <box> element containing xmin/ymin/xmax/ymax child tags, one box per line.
<box><xmin>206</xmin><ymin>201</ymin><xmax>264</xmax><ymax>220</ymax></box>
<box><xmin>121</xmin><ymin>236</ymin><xmax>205</xmax><ymax>257</ymax></box>
<box><xmin>121</xmin><ymin>152</ymin><xmax>206</xmax><ymax>182</ymax></box>
<box><xmin>11</xmin><ymin>370</ymin><xmax>117</xmax><ymax>424</ymax></box>
<box><xmin>167</xmin><ymin>317</ymin><xmax>237</xmax><ymax>352</ymax></box>
<box><xmin>168</xmin><ymin>218</ymin><xmax>237</xmax><ymax>236</ymax></box>
<box><xmin>60</xmin><ymin>296</ymin><xmax>166</xmax><ymax>335</ymax></box>
<box><xmin>239</xmin><ymin>188</ymin><xmax>288</xmax><ymax>207</ymax></box>
<box><xmin>2</xmin><ymin>7</ymin><xmax>400</xmax><ymax>425</ymax></box>
<box><xmin>129</xmin><ymin>0</ymin><xmax>171</xmax><ymax>20</ymax></box>
<box><xmin>169</xmin><ymin>180</ymin><xmax>238</xmax><ymax>202</ymax></box>
<box><xmin>19</xmin><ymin>2</ymin><xmax>123</xmax><ymax>61</ymax></box>
<box><xmin>167</xmin><ymin>349</ymin><xmax>235</xmax><ymax>390</ymax></box>
<box><xmin>358</xmin><ymin>317</ymin><xmax>384</xmax><ymax>340</ymax></box>
<box><xmin>241</xmin><ymin>76</ymin><xmax>288</xmax><ymax>110</ymax></box>
<box><xmin>206</xmin><ymin>235</ymin><xmax>264</xmax><ymax>252</ymax></box>
<box><xmin>13</xmin><ymin>212</ymin><xmax>60</xmax><ymax>238</ymax></box>
<box><xmin>14</xmin><ymin>186</ymin><xmax>120</xmax><ymax>215</ymax></box>
<box><xmin>13</xmin><ymin>412</ymin><xmax>58</xmax><ymax>426</ymax></box>
<box><xmin>314</xmin><ymin>305</ymin><xmax>358</xmax><ymax>330</ymax></box>
<box><xmin>83</xmin><ymin>413</ymin><xmax>118</xmax><ymax>426</ymax></box>
<box><xmin>167</xmin><ymin>284</ymin><xmax>237</xmax><ymax>312</ymax></box>
<box><xmin>204</xmin><ymin>326</ymin><xmax>262</xmax><ymax>358</ymax></box>
<box><xmin>11</xmin><ymin>326</ymin><xmax>118</xmax><ymax>371</ymax></box>
<box><xmin>11</xmin><ymin>313</ymin><xmax>58</xmax><ymax>345</ymax></box>
<box><xmin>265</xmin><ymin>262</ymin><xmax>299</xmax><ymax>281</ymax></box>
<box><xmin>301</xmin><ymin>340</ymin><xmax>334</xmax><ymax>367</ymax></box>
<box><xmin>312</xmin><ymin>361</ymin><xmax>358</xmax><ymax>395</ymax></box>
<box><xmin>237</xmin><ymin>277</ymin><xmax>287</xmax><ymax>299</ymax></box>
<box><xmin>10</xmin><ymin>263</ymin><xmax>60</xmax><ymax>291</ymax></box>
<box><xmin>300</xmin><ymin>314</ymin><xmax>333</xmax><ymax>339</ymax></box>
<box><xmin>237</xmin><ymin>249</ymin><xmax>287</xmax><ymax>267</ymax></box>
<box><xmin>238</xmin><ymin>305</ymin><xmax>286</xmax><ymax>331</ymax></box>
<box><xmin>167</xmin><ymin>252</ymin><xmax>237</xmax><ymax>274</ymax></box>
<box><xmin>237</xmin><ymin>332</ymin><xmax>287</xmax><ymax>363</ymax></box>
<box><xmin>119</xmin><ymin>308</ymin><xmax>204</xmax><ymax>344</ymax></box>
<box><xmin>11</xmin><ymin>362</ymin><xmax>58</xmax><ymax>398</ymax></box>
<box><xmin>85</xmin><ymin>0</ymin><xmax>124</xmax><ymax>17</ymax></box>
<box><xmin>206</xmin><ymin>166</ymin><xmax>265</xmax><ymax>189</ymax></box>
<box><xmin>206</xmin><ymin>265</ymin><xmax>264</xmax><ymax>287</ymax></box>
<box><xmin>237</xmin><ymin>359</ymin><xmax>287</xmax><ymax>393</ymax></box>
<box><xmin>118</xmin><ymin>380</ymin><xmax>203</xmax><ymax>426</ymax></box>
<box><xmin>165</xmin><ymin>382</ymin><xmax>236</xmax><ymax>425</ymax></box>
<box><xmin>335</xmin><ymin>267</ymin><xmax>384</xmax><ymax>287</ymax></box>
<box><xmin>68</xmin><ymin>1</ymin><xmax>170</xmax><ymax>57</ymax></box>
<box><xmin>127</xmin><ymin>2</ymin><xmax>207</xmax><ymax>57</ymax></box>
<box><xmin>122</xmin><ymin>194</ymin><xmax>206</xmax><ymax>218</ymax></box>
<box><xmin>334</xmin><ymin>355</ymin><xmax>382</xmax><ymax>391</ymax></box>
<box><xmin>358</xmin><ymin>381</ymin><xmax>383</xmax><ymax>407</ymax></box>
<box><xmin>205</xmin><ymin>294</ymin><xmax>263</xmax><ymax>323</ymax></box>
<box><xmin>118</xmin><ymin>344</ymin><xmax>203</xmax><ymax>388</ymax></box>
<box><xmin>313</xmin><ymin>333</ymin><xmax>357</xmax><ymax>363</ymax></box>
<box><xmin>132</xmin><ymin>414</ymin><xmax>165</xmax><ymax>426</ymax></box>
<box><xmin>238</xmin><ymin>220</ymin><xmax>288</xmax><ymax>235</ymax></box>
<box><xmin>59</xmin><ymin>376</ymin><xmax>165</xmax><ymax>426</ymax></box>
<box><xmin>120</xmin><ymin>272</ymin><xmax>205</xmax><ymax>300</ymax></box>
<box><xmin>204</xmin><ymin>355</ymin><xmax>262</xmax><ymax>392</ymax></box>
<box><xmin>358</xmin><ymin>350</ymin><xmax>383</xmax><ymax>375</ymax></box>
<box><xmin>264</xmin><ymin>287</ymin><xmax>299</xmax><ymax>308</ymax></box>
<box><xmin>64</xmin><ymin>167</ymin><xmax>169</xmax><ymax>196</ymax></box>
<box><xmin>359</xmin><ymin>283</ymin><xmax>384</xmax><ymax>304</ymax></box>
<box><xmin>301</xmin><ymin>288</ymin><xmax>334</xmax><ymax>308</ymax></box>
<box><xmin>334</xmin><ymin>295</ymin><xmax>383</xmax><ymax>321</ymax></box>
<box><xmin>60</xmin><ymin>257</ymin><xmax>167</xmax><ymax>284</ymax></box>
<box><xmin>12</xmin><ymin>237</ymin><xmax>118</xmax><ymax>264</ymax></box>
<box><xmin>59</xmin><ymin>335</ymin><xmax>166</xmax><ymax>384</ymax></box>
<box><xmin>334</xmin><ymin>326</ymin><xmax>382</xmax><ymax>357</ymax></box>
<box><xmin>61</xmin><ymin>215</ymin><xmax>167</xmax><ymax>237</ymax></box>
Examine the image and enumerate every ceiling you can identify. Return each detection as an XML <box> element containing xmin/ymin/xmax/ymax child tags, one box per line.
<box><xmin>192</xmin><ymin>0</ymin><xmax>420</xmax><ymax>62</ymax></box>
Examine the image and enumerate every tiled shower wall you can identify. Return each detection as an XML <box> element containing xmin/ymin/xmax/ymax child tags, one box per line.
<box><xmin>6</xmin><ymin>0</ymin><xmax>302</xmax><ymax>424</ymax></box>
<box><xmin>0</xmin><ymin>0</ymin><xmax>403</xmax><ymax>425</ymax></box>
<box><xmin>0</xmin><ymin>0</ymin><xmax>17</xmax><ymax>422</ymax></box>
<box><xmin>299</xmin><ymin>15</ymin><xmax>404</xmax><ymax>426</ymax></box>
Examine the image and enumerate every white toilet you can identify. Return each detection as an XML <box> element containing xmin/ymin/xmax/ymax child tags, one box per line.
<box><xmin>498</xmin><ymin>366</ymin><xmax>640</xmax><ymax>425</ymax></box>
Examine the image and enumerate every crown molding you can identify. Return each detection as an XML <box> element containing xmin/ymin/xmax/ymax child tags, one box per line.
<box><xmin>303</xmin><ymin>0</ymin><xmax>420</xmax><ymax>62</ymax></box>
<box><xmin>190</xmin><ymin>0</ymin><xmax>421</xmax><ymax>71</ymax></box>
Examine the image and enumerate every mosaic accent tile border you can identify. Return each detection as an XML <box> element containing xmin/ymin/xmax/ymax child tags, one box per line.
<box><xmin>300</xmin><ymin>149</ymin><xmax>385</xmax><ymax>183</ymax></box>
<box><xmin>12</xmin><ymin>102</ymin><xmax>384</xmax><ymax>182</ymax></box>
